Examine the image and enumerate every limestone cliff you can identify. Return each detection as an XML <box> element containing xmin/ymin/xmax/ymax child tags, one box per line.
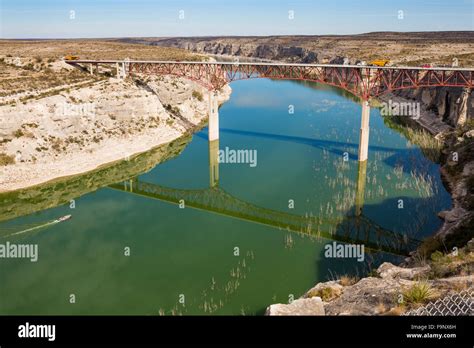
<box><xmin>135</xmin><ymin>38</ymin><xmax>319</xmax><ymax>63</ymax></box>
<box><xmin>394</xmin><ymin>87</ymin><xmax>473</xmax><ymax>128</ymax></box>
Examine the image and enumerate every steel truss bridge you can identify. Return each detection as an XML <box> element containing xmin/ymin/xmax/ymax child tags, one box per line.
<box><xmin>67</xmin><ymin>59</ymin><xmax>474</xmax><ymax>100</ymax></box>
<box><xmin>66</xmin><ymin>58</ymin><xmax>463</xmax><ymax>253</ymax></box>
<box><xmin>66</xmin><ymin>59</ymin><xmax>474</xmax><ymax>161</ymax></box>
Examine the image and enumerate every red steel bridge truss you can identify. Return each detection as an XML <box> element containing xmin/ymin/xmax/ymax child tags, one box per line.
<box><xmin>127</xmin><ymin>61</ymin><xmax>474</xmax><ymax>100</ymax></box>
<box><xmin>67</xmin><ymin>60</ymin><xmax>474</xmax><ymax>100</ymax></box>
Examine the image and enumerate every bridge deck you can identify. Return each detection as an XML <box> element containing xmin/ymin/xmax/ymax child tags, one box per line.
<box><xmin>65</xmin><ymin>59</ymin><xmax>474</xmax><ymax>72</ymax></box>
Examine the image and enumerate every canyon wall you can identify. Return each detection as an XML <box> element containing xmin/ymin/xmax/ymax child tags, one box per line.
<box><xmin>125</xmin><ymin>38</ymin><xmax>319</xmax><ymax>63</ymax></box>
<box><xmin>394</xmin><ymin>87</ymin><xmax>473</xmax><ymax>128</ymax></box>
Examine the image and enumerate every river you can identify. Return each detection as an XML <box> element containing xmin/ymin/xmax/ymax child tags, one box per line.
<box><xmin>0</xmin><ymin>77</ymin><xmax>451</xmax><ymax>315</ymax></box>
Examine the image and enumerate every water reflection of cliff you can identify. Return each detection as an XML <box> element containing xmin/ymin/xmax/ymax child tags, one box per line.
<box><xmin>0</xmin><ymin>136</ymin><xmax>192</xmax><ymax>223</ymax></box>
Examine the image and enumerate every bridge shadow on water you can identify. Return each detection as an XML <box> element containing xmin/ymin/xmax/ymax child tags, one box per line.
<box><xmin>196</xmin><ymin>128</ymin><xmax>419</xmax><ymax>171</ymax></box>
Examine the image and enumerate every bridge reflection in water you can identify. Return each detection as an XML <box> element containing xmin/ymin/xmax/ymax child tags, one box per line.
<box><xmin>109</xmin><ymin>138</ymin><xmax>420</xmax><ymax>256</ymax></box>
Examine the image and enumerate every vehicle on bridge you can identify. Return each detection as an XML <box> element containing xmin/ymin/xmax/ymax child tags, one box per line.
<box><xmin>63</xmin><ymin>55</ymin><xmax>80</xmax><ymax>61</ymax></box>
<box><xmin>369</xmin><ymin>59</ymin><xmax>390</xmax><ymax>67</ymax></box>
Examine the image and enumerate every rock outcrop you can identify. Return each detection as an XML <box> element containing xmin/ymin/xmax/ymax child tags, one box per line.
<box><xmin>265</xmin><ymin>297</ymin><xmax>325</xmax><ymax>316</ymax></box>
<box><xmin>377</xmin><ymin>262</ymin><xmax>431</xmax><ymax>280</ymax></box>
<box><xmin>303</xmin><ymin>281</ymin><xmax>343</xmax><ymax>301</ymax></box>
<box><xmin>393</xmin><ymin>87</ymin><xmax>473</xmax><ymax>128</ymax></box>
<box><xmin>195</xmin><ymin>43</ymin><xmax>319</xmax><ymax>63</ymax></box>
<box><xmin>322</xmin><ymin>277</ymin><xmax>412</xmax><ymax>316</ymax></box>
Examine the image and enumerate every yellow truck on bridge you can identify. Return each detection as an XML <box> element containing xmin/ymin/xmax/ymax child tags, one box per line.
<box><xmin>369</xmin><ymin>59</ymin><xmax>390</xmax><ymax>67</ymax></box>
<box><xmin>63</xmin><ymin>55</ymin><xmax>80</xmax><ymax>61</ymax></box>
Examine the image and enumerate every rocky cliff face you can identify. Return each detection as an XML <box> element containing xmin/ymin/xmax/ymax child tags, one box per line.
<box><xmin>147</xmin><ymin>39</ymin><xmax>319</xmax><ymax>63</ymax></box>
<box><xmin>394</xmin><ymin>87</ymin><xmax>473</xmax><ymax>128</ymax></box>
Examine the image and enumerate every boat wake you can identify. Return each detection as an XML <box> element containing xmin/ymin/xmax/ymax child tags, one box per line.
<box><xmin>0</xmin><ymin>215</ymin><xmax>72</xmax><ymax>239</ymax></box>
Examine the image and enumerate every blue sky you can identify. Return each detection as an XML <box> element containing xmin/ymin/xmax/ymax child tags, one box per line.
<box><xmin>1</xmin><ymin>0</ymin><xmax>473</xmax><ymax>38</ymax></box>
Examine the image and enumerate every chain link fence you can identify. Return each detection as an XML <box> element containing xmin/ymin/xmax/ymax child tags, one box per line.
<box><xmin>403</xmin><ymin>288</ymin><xmax>473</xmax><ymax>316</ymax></box>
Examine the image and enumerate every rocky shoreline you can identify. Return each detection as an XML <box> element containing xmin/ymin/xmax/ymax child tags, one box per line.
<box><xmin>267</xmin><ymin>240</ymin><xmax>473</xmax><ymax>316</ymax></box>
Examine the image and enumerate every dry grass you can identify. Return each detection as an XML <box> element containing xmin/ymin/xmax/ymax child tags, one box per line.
<box><xmin>0</xmin><ymin>40</ymin><xmax>205</xmax><ymax>100</ymax></box>
<box><xmin>0</xmin><ymin>153</ymin><xmax>15</xmax><ymax>166</ymax></box>
<box><xmin>306</xmin><ymin>286</ymin><xmax>342</xmax><ymax>301</ymax></box>
<box><xmin>405</xmin><ymin>127</ymin><xmax>443</xmax><ymax>162</ymax></box>
<box><xmin>0</xmin><ymin>39</ymin><xmax>205</xmax><ymax>61</ymax></box>
<box><xmin>429</xmin><ymin>249</ymin><xmax>474</xmax><ymax>279</ymax></box>
<box><xmin>0</xmin><ymin>60</ymin><xmax>97</xmax><ymax>101</ymax></box>
<box><xmin>402</xmin><ymin>281</ymin><xmax>439</xmax><ymax>306</ymax></box>
<box><xmin>192</xmin><ymin>90</ymin><xmax>204</xmax><ymax>101</ymax></box>
<box><xmin>339</xmin><ymin>275</ymin><xmax>359</xmax><ymax>286</ymax></box>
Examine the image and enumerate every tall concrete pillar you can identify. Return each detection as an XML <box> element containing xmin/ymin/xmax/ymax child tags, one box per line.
<box><xmin>89</xmin><ymin>63</ymin><xmax>94</xmax><ymax>75</ymax></box>
<box><xmin>208</xmin><ymin>92</ymin><xmax>219</xmax><ymax>141</ymax></box>
<box><xmin>355</xmin><ymin>160</ymin><xmax>367</xmax><ymax>216</ymax></box>
<box><xmin>121</xmin><ymin>62</ymin><xmax>127</xmax><ymax>78</ymax></box>
<box><xmin>209</xmin><ymin>139</ymin><xmax>219</xmax><ymax>188</ymax></box>
<box><xmin>358</xmin><ymin>100</ymin><xmax>370</xmax><ymax>162</ymax></box>
<box><xmin>116</xmin><ymin>62</ymin><xmax>121</xmax><ymax>78</ymax></box>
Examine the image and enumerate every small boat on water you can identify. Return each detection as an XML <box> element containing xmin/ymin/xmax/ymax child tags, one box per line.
<box><xmin>57</xmin><ymin>214</ymin><xmax>72</xmax><ymax>222</ymax></box>
<box><xmin>1</xmin><ymin>214</ymin><xmax>73</xmax><ymax>239</ymax></box>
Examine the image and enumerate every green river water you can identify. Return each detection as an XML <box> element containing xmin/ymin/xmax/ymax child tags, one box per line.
<box><xmin>0</xmin><ymin>78</ymin><xmax>451</xmax><ymax>315</ymax></box>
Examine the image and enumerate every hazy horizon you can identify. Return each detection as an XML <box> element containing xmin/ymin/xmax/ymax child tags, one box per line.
<box><xmin>2</xmin><ymin>30</ymin><xmax>474</xmax><ymax>41</ymax></box>
<box><xmin>1</xmin><ymin>0</ymin><xmax>473</xmax><ymax>39</ymax></box>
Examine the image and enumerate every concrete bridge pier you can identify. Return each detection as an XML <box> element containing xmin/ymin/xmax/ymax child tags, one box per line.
<box><xmin>358</xmin><ymin>100</ymin><xmax>370</xmax><ymax>162</ymax></box>
<box><xmin>355</xmin><ymin>160</ymin><xmax>367</xmax><ymax>216</ymax></box>
<box><xmin>89</xmin><ymin>63</ymin><xmax>94</xmax><ymax>75</ymax></box>
<box><xmin>208</xmin><ymin>92</ymin><xmax>219</xmax><ymax>141</ymax></box>
<box><xmin>209</xmin><ymin>139</ymin><xmax>220</xmax><ymax>188</ymax></box>
<box><xmin>115</xmin><ymin>61</ymin><xmax>128</xmax><ymax>79</ymax></box>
